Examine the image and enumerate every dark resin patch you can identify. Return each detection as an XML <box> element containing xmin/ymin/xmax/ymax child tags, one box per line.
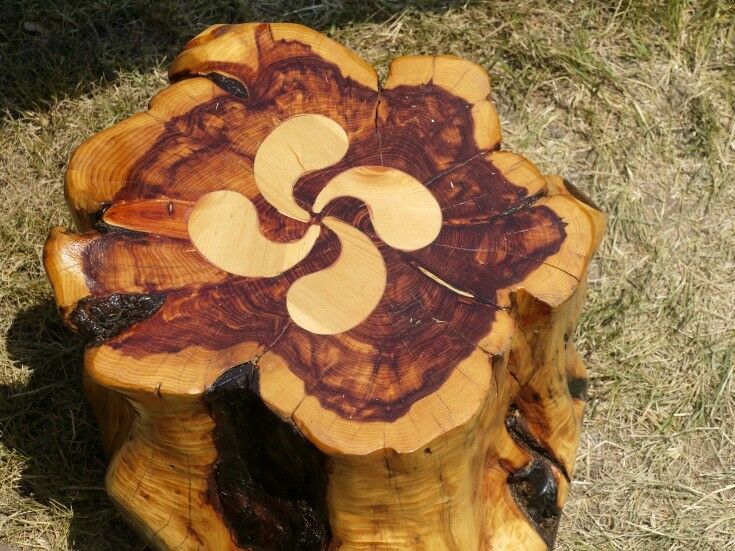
<box><xmin>204</xmin><ymin>363</ymin><xmax>329</xmax><ymax>551</ymax></box>
<box><xmin>505</xmin><ymin>405</ymin><xmax>569</xmax><ymax>481</ymax></box>
<box><xmin>505</xmin><ymin>404</ymin><xmax>567</xmax><ymax>548</ymax></box>
<box><xmin>567</xmin><ymin>377</ymin><xmax>588</xmax><ymax>401</ymax></box>
<box><xmin>205</xmin><ymin>72</ymin><xmax>249</xmax><ymax>99</ymax></box>
<box><xmin>69</xmin><ymin>292</ymin><xmax>165</xmax><ymax>342</ymax></box>
<box><xmin>508</xmin><ymin>459</ymin><xmax>561</xmax><ymax>549</ymax></box>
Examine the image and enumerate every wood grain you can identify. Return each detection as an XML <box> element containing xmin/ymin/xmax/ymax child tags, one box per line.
<box><xmin>44</xmin><ymin>22</ymin><xmax>605</xmax><ymax>550</ymax></box>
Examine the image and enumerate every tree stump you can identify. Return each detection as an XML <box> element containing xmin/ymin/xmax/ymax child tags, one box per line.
<box><xmin>43</xmin><ymin>23</ymin><xmax>605</xmax><ymax>551</ymax></box>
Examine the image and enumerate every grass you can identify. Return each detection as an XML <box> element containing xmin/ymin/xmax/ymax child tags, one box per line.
<box><xmin>1</xmin><ymin>0</ymin><xmax>733</xmax><ymax>549</ymax></box>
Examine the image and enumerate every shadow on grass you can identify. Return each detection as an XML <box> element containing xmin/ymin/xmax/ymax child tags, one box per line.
<box><xmin>2</xmin><ymin>301</ymin><xmax>148</xmax><ymax>550</ymax></box>
<box><xmin>0</xmin><ymin>0</ymin><xmax>462</xmax><ymax>119</ymax></box>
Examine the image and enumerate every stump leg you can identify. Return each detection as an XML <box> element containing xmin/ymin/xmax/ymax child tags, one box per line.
<box><xmin>86</xmin><ymin>381</ymin><xmax>234</xmax><ymax>549</ymax></box>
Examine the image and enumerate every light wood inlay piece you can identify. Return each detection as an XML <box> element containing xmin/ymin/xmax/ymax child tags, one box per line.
<box><xmin>254</xmin><ymin>113</ymin><xmax>349</xmax><ymax>221</ymax></box>
<box><xmin>287</xmin><ymin>216</ymin><xmax>386</xmax><ymax>335</ymax></box>
<box><xmin>313</xmin><ymin>165</ymin><xmax>442</xmax><ymax>251</ymax></box>
<box><xmin>188</xmin><ymin>190</ymin><xmax>320</xmax><ymax>278</ymax></box>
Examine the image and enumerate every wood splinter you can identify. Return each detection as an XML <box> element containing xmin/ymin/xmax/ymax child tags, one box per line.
<box><xmin>43</xmin><ymin>22</ymin><xmax>605</xmax><ymax>551</ymax></box>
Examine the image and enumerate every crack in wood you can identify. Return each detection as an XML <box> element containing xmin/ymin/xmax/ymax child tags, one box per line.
<box><xmin>501</xmin><ymin>190</ymin><xmax>546</xmax><ymax>216</ymax></box>
<box><xmin>507</xmin><ymin>458</ymin><xmax>562</xmax><ymax>549</ymax></box>
<box><xmin>562</xmin><ymin>178</ymin><xmax>601</xmax><ymax>211</ymax></box>
<box><xmin>415</xmin><ymin>265</ymin><xmax>475</xmax><ymax>298</ymax></box>
<box><xmin>204</xmin><ymin>362</ymin><xmax>330</xmax><ymax>551</ymax></box>
<box><xmin>505</xmin><ymin>404</ymin><xmax>566</xmax><ymax>549</ymax></box>
<box><xmin>203</xmin><ymin>72</ymin><xmax>249</xmax><ymax>99</ymax></box>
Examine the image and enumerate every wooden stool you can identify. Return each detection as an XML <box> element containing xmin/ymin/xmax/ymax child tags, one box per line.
<box><xmin>44</xmin><ymin>23</ymin><xmax>605</xmax><ymax>551</ymax></box>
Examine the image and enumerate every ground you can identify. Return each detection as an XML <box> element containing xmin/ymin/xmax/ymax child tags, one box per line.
<box><xmin>0</xmin><ymin>1</ymin><xmax>733</xmax><ymax>549</ymax></box>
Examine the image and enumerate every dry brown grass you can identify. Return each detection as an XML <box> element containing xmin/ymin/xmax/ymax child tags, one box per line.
<box><xmin>1</xmin><ymin>1</ymin><xmax>733</xmax><ymax>549</ymax></box>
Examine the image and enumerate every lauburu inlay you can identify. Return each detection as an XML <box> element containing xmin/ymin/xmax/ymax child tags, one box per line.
<box><xmin>188</xmin><ymin>113</ymin><xmax>442</xmax><ymax>335</ymax></box>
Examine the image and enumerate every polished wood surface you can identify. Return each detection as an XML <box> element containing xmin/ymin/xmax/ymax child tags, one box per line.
<box><xmin>44</xmin><ymin>22</ymin><xmax>605</xmax><ymax>550</ymax></box>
